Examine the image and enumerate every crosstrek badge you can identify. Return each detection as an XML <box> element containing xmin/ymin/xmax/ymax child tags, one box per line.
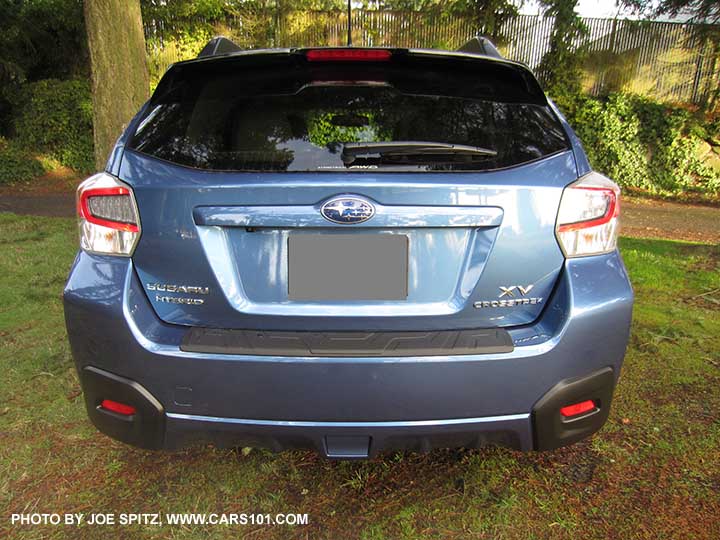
<box><xmin>474</xmin><ymin>297</ymin><xmax>544</xmax><ymax>309</ymax></box>
<box><xmin>474</xmin><ymin>285</ymin><xmax>543</xmax><ymax>309</ymax></box>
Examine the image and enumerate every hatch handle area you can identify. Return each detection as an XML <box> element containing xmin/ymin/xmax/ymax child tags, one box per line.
<box><xmin>193</xmin><ymin>203</ymin><xmax>503</xmax><ymax>229</ymax></box>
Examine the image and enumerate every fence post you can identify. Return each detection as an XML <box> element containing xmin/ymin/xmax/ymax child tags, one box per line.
<box><xmin>691</xmin><ymin>36</ymin><xmax>708</xmax><ymax>106</ymax></box>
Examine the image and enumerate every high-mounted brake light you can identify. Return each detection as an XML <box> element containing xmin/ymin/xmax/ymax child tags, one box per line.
<box><xmin>560</xmin><ymin>400</ymin><xmax>596</xmax><ymax>418</ymax></box>
<box><xmin>100</xmin><ymin>399</ymin><xmax>136</xmax><ymax>416</ymax></box>
<box><xmin>76</xmin><ymin>173</ymin><xmax>141</xmax><ymax>256</ymax></box>
<box><xmin>556</xmin><ymin>172</ymin><xmax>621</xmax><ymax>257</ymax></box>
<box><xmin>305</xmin><ymin>49</ymin><xmax>392</xmax><ymax>62</ymax></box>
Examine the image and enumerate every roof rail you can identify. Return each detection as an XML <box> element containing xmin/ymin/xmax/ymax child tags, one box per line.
<box><xmin>456</xmin><ymin>36</ymin><xmax>503</xmax><ymax>59</ymax></box>
<box><xmin>198</xmin><ymin>36</ymin><xmax>242</xmax><ymax>58</ymax></box>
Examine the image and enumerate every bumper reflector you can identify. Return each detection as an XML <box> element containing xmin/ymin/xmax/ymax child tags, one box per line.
<box><xmin>559</xmin><ymin>400</ymin><xmax>596</xmax><ymax>418</ymax></box>
<box><xmin>101</xmin><ymin>399</ymin><xmax>136</xmax><ymax>416</ymax></box>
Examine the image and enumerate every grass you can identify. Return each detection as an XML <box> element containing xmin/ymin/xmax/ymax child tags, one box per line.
<box><xmin>1</xmin><ymin>212</ymin><xmax>719</xmax><ymax>539</ymax></box>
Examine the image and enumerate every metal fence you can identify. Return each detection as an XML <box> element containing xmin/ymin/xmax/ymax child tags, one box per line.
<box><xmin>503</xmin><ymin>15</ymin><xmax>719</xmax><ymax>105</ymax></box>
<box><xmin>144</xmin><ymin>10</ymin><xmax>720</xmax><ymax>106</ymax></box>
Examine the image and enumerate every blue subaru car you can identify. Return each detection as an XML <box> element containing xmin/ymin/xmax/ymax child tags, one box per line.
<box><xmin>63</xmin><ymin>38</ymin><xmax>633</xmax><ymax>458</ymax></box>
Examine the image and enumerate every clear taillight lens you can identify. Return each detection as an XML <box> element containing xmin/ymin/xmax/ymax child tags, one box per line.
<box><xmin>556</xmin><ymin>172</ymin><xmax>620</xmax><ymax>257</ymax></box>
<box><xmin>77</xmin><ymin>173</ymin><xmax>140</xmax><ymax>256</ymax></box>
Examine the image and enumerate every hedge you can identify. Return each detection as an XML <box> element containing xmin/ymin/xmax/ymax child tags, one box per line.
<box><xmin>559</xmin><ymin>93</ymin><xmax>720</xmax><ymax>196</ymax></box>
<box><xmin>0</xmin><ymin>137</ymin><xmax>48</xmax><ymax>184</ymax></box>
<box><xmin>11</xmin><ymin>78</ymin><xmax>94</xmax><ymax>173</ymax></box>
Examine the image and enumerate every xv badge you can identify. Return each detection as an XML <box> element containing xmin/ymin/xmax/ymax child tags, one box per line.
<box><xmin>499</xmin><ymin>284</ymin><xmax>534</xmax><ymax>298</ymax></box>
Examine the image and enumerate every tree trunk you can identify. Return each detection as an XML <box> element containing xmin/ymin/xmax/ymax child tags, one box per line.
<box><xmin>84</xmin><ymin>0</ymin><xmax>149</xmax><ymax>171</ymax></box>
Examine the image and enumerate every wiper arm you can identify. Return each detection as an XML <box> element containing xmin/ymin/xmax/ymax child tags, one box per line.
<box><xmin>341</xmin><ymin>141</ymin><xmax>497</xmax><ymax>165</ymax></box>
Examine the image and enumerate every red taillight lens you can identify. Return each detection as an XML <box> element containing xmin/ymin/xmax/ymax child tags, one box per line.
<box><xmin>76</xmin><ymin>173</ymin><xmax>141</xmax><ymax>256</ymax></box>
<box><xmin>556</xmin><ymin>172</ymin><xmax>621</xmax><ymax>257</ymax></box>
<box><xmin>305</xmin><ymin>49</ymin><xmax>392</xmax><ymax>62</ymax></box>
<box><xmin>557</xmin><ymin>187</ymin><xmax>618</xmax><ymax>233</ymax></box>
<box><xmin>560</xmin><ymin>400</ymin><xmax>596</xmax><ymax>418</ymax></box>
<box><xmin>101</xmin><ymin>399</ymin><xmax>136</xmax><ymax>416</ymax></box>
<box><xmin>78</xmin><ymin>186</ymin><xmax>139</xmax><ymax>233</ymax></box>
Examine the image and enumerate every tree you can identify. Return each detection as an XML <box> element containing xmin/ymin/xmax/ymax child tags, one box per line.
<box><xmin>0</xmin><ymin>0</ymin><xmax>89</xmax><ymax>133</ymax></box>
<box><xmin>0</xmin><ymin>0</ymin><xmax>87</xmax><ymax>85</ymax></box>
<box><xmin>536</xmin><ymin>0</ymin><xmax>587</xmax><ymax>101</ymax></box>
<box><xmin>361</xmin><ymin>0</ymin><xmax>521</xmax><ymax>45</ymax></box>
<box><xmin>461</xmin><ymin>0</ymin><xmax>521</xmax><ymax>45</ymax></box>
<box><xmin>621</xmin><ymin>0</ymin><xmax>719</xmax><ymax>25</ymax></box>
<box><xmin>84</xmin><ymin>0</ymin><xmax>149</xmax><ymax>170</ymax></box>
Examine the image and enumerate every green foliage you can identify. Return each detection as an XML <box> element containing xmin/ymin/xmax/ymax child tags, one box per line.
<box><xmin>0</xmin><ymin>0</ymin><xmax>87</xmax><ymax>84</ymax></box>
<box><xmin>307</xmin><ymin>111</ymin><xmax>391</xmax><ymax>147</ymax></box>
<box><xmin>0</xmin><ymin>136</ymin><xmax>48</xmax><ymax>184</ymax></box>
<box><xmin>143</xmin><ymin>1</ymin><xmax>278</xmax><ymax>86</ymax></box>
<box><xmin>563</xmin><ymin>92</ymin><xmax>720</xmax><ymax>195</ymax></box>
<box><xmin>706</xmin><ymin>116</ymin><xmax>720</xmax><ymax>145</ymax></box>
<box><xmin>146</xmin><ymin>27</ymin><xmax>215</xmax><ymax>88</ymax></box>
<box><xmin>537</xmin><ymin>0</ymin><xmax>588</xmax><ymax>99</ymax></box>
<box><xmin>0</xmin><ymin>0</ymin><xmax>88</xmax><ymax>135</ymax></box>
<box><xmin>366</xmin><ymin>1</ymin><xmax>521</xmax><ymax>44</ymax></box>
<box><xmin>142</xmin><ymin>0</ymin><xmax>346</xmax><ymax>23</ymax></box>
<box><xmin>455</xmin><ymin>0</ymin><xmax>521</xmax><ymax>45</ymax></box>
<box><xmin>13</xmin><ymin>79</ymin><xmax>94</xmax><ymax>173</ymax></box>
<box><xmin>620</xmin><ymin>0</ymin><xmax>719</xmax><ymax>25</ymax></box>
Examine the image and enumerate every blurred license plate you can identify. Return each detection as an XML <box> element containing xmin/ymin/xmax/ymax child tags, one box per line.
<box><xmin>288</xmin><ymin>234</ymin><xmax>408</xmax><ymax>300</ymax></box>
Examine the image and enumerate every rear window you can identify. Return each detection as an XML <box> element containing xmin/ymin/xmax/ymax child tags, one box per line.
<box><xmin>129</xmin><ymin>55</ymin><xmax>569</xmax><ymax>172</ymax></box>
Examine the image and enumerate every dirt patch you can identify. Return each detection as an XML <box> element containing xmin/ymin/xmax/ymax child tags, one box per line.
<box><xmin>624</xmin><ymin>187</ymin><xmax>720</xmax><ymax>208</ymax></box>
<box><xmin>0</xmin><ymin>169</ymin><xmax>79</xmax><ymax>217</ymax></box>
<box><xmin>688</xmin><ymin>291</ymin><xmax>720</xmax><ymax>311</ymax></box>
<box><xmin>622</xmin><ymin>197</ymin><xmax>720</xmax><ymax>244</ymax></box>
<box><xmin>0</xmin><ymin>193</ymin><xmax>76</xmax><ymax>218</ymax></box>
<box><xmin>0</xmin><ymin>167</ymin><xmax>80</xmax><ymax>195</ymax></box>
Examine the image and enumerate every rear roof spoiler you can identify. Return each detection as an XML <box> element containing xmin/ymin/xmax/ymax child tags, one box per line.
<box><xmin>199</xmin><ymin>35</ymin><xmax>504</xmax><ymax>60</ymax></box>
<box><xmin>456</xmin><ymin>36</ymin><xmax>503</xmax><ymax>59</ymax></box>
<box><xmin>198</xmin><ymin>37</ymin><xmax>242</xmax><ymax>58</ymax></box>
<box><xmin>160</xmin><ymin>38</ymin><xmax>545</xmax><ymax>107</ymax></box>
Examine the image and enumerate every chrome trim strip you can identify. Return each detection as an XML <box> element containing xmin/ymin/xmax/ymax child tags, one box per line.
<box><xmin>166</xmin><ymin>412</ymin><xmax>529</xmax><ymax>428</ymax></box>
<box><xmin>193</xmin><ymin>203</ymin><xmax>503</xmax><ymax>228</ymax></box>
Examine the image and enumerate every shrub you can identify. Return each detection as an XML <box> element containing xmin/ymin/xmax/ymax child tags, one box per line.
<box><xmin>13</xmin><ymin>78</ymin><xmax>94</xmax><ymax>172</ymax></box>
<box><xmin>146</xmin><ymin>27</ymin><xmax>214</xmax><ymax>88</ymax></box>
<box><xmin>0</xmin><ymin>137</ymin><xmax>48</xmax><ymax>184</ymax></box>
<box><xmin>560</xmin><ymin>93</ymin><xmax>720</xmax><ymax>196</ymax></box>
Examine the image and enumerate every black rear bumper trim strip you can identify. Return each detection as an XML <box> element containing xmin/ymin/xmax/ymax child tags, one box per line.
<box><xmin>180</xmin><ymin>327</ymin><xmax>514</xmax><ymax>357</ymax></box>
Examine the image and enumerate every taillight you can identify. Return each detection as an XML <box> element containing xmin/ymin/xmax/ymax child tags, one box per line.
<box><xmin>77</xmin><ymin>173</ymin><xmax>140</xmax><ymax>256</ymax></box>
<box><xmin>305</xmin><ymin>49</ymin><xmax>392</xmax><ymax>62</ymax></box>
<box><xmin>556</xmin><ymin>172</ymin><xmax>620</xmax><ymax>257</ymax></box>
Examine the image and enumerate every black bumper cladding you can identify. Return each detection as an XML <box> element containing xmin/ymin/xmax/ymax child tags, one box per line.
<box><xmin>80</xmin><ymin>367</ymin><xmax>165</xmax><ymax>450</ymax></box>
<box><xmin>532</xmin><ymin>367</ymin><xmax>616</xmax><ymax>451</ymax></box>
<box><xmin>180</xmin><ymin>327</ymin><xmax>514</xmax><ymax>357</ymax></box>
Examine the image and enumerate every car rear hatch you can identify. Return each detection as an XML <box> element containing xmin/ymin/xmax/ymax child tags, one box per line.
<box><xmin>118</xmin><ymin>48</ymin><xmax>576</xmax><ymax>332</ymax></box>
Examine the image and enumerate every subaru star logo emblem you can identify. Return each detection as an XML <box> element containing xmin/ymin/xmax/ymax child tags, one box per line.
<box><xmin>320</xmin><ymin>196</ymin><xmax>375</xmax><ymax>224</ymax></box>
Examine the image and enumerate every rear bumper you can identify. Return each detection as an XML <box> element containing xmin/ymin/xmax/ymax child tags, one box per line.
<box><xmin>79</xmin><ymin>364</ymin><xmax>615</xmax><ymax>457</ymax></box>
<box><xmin>64</xmin><ymin>250</ymin><xmax>633</xmax><ymax>457</ymax></box>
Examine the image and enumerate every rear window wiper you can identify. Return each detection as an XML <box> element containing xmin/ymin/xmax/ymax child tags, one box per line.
<box><xmin>341</xmin><ymin>141</ymin><xmax>497</xmax><ymax>165</ymax></box>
